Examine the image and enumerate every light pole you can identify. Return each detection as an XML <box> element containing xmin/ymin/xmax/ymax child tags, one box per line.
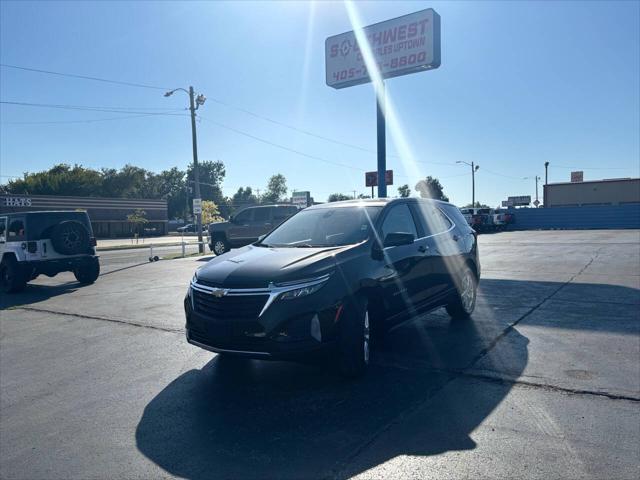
<box><xmin>544</xmin><ymin>162</ymin><xmax>549</xmax><ymax>207</ymax></box>
<box><xmin>457</xmin><ymin>161</ymin><xmax>480</xmax><ymax>206</ymax></box>
<box><xmin>535</xmin><ymin>175</ymin><xmax>541</xmax><ymax>207</ymax></box>
<box><xmin>165</xmin><ymin>86</ymin><xmax>207</xmax><ymax>253</ymax></box>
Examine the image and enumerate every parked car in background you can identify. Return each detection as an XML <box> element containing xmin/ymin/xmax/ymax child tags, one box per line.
<box><xmin>208</xmin><ymin>204</ymin><xmax>299</xmax><ymax>255</ymax></box>
<box><xmin>0</xmin><ymin>211</ymin><xmax>100</xmax><ymax>293</ymax></box>
<box><xmin>186</xmin><ymin>198</ymin><xmax>480</xmax><ymax>377</ymax></box>
<box><xmin>177</xmin><ymin>223</ymin><xmax>197</xmax><ymax>233</ymax></box>
<box><xmin>491</xmin><ymin>209</ymin><xmax>514</xmax><ymax>231</ymax></box>
<box><xmin>460</xmin><ymin>208</ymin><xmax>492</xmax><ymax>231</ymax></box>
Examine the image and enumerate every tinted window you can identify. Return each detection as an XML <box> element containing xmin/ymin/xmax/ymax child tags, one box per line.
<box><xmin>234</xmin><ymin>209</ymin><xmax>252</xmax><ymax>224</ymax></box>
<box><xmin>8</xmin><ymin>219</ymin><xmax>25</xmax><ymax>240</ymax></box>
<box><xmin>381</xmin><ymin>204</ymin><xmax>417</xmax><ymax>242</ymax></box>
<box><xmin>261</xmin><ymin>206</ymin><xmax>381</xmax><ymax>247</ymax></box>
<box><xmin>273</xmin><ymin>206</ymin><xmax>297</xmax><ymax>220</ymax></box>
<box><xmin>24</xmin><ymin>212</ymin><xmax>92</xmax><ymax>240</ymax></box>
<box><xmin>253</xmin><ymin>207</ymin><xmax>271</xmax><ymax>222</ymax></box>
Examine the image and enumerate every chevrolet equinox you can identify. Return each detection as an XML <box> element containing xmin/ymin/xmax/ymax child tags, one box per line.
<box><xmin>185</xmin><ymin>198</ymin><xmax>480</xmax><ymax>376</ymax></box>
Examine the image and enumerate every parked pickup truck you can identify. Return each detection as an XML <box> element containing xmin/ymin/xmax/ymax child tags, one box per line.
<box><xmin>460</xmin><ymin>208</ymin><xmax>513</xmax><ymax>232</ymax></box>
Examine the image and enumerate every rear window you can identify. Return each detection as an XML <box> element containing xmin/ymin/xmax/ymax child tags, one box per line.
<box><xmin>25</xmin><ymin>212</ymin><xmax>93</xmax><ymax>240</ymax></box>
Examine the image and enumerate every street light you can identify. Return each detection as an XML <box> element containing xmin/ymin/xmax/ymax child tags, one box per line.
<box><xmin>164</xmin><ymin>86</ymin><xmax>206</xmax><ymax>253</ymax></box>
<box><xmin>457</xmin><ymin>160</ymin><xmax>480</xmax><ymax>206</ymax></box>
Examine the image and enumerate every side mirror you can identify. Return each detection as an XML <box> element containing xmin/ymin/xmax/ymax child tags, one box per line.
<box><xmin>229</xmin><ymin>215</ymin><xmax>235</xmax><ymax>223</ymax></box>
<box><xmin>383</xmin><ymin>232</ymin><xmax>414</xmax><ymax>247</ymax></box>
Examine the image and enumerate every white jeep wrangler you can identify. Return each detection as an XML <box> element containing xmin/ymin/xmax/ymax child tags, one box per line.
<box><xmin>0</xmin><ymin>211</ymin><xmax>100</xmax><ymax>293</ymax></box>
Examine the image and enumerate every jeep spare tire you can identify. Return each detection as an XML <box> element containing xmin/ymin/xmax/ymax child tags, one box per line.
<box><xmin>50</xmin><ymin>220</ymin><xmax>90</xmax><ymax>255</ymax></box>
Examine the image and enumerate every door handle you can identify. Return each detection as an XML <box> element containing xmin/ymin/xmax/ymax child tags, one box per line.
<box><xmin>418</xmin><ymin>245</ymin><xmax>429</xmax><ymax>253</ymax></box>
<box><xmin>452</xmin><ymin>234</ymin><xmax>460</xmax><ymax>241</ymax></box>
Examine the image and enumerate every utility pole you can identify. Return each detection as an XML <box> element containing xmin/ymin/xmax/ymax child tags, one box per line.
<box><xmin>353</xmin><ymin>190</ymin><xmax>356</xmax><ymax>199</ymax></box>
<box><xmin>535</xmin><ymin>175</ymin><xmax>541</xmax><ymax>207</ymax></box>
<box><xmin>457</xmin><ymin>161</ymin><xmax>480</xmax><ymax>206</ymax></box>
<box><xmin>376</xmin><ymin>82</ymin><xmax>387</xmax><ymax>198</ymax></box>
<box><xmin>165</xmin><ymin>86</ymin><xmax>207</xmax><ymax>253</ymax></box>
<box><xmin>544</xmin><ymin>161</ymin><xmax>549</xmax><ymax>207</ymax></box>
<box><xmin>188</xmin><ymin>87</ymin><xmax>204</xmax><ymax>253</ymax></box>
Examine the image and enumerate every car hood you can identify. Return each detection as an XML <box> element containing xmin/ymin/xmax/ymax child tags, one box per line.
<box><xmin>195</xmin><ymin>244</ymin><xmax>345</xmax><ymax>288</ymax></box>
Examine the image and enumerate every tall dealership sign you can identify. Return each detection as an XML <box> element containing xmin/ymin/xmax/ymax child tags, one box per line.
<box><xmin>326</xmin><ymin>9</ymin><xmax>441</xmax><ymax>197</ymax></box>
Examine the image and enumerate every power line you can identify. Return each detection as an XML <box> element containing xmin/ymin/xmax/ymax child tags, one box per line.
<box><xmin>198</xmin><ymin>115</ymin><xmax>367</xmax><ymax>173</ymax></box>
<box><xmin>552</xmin><ymin>164</ymin><xmax>631</xmax><ymax>171</ymax></box>
<box><xmin>1</xmin><ymin>112</ymin><xmax>185</xmax><ymax>125</ymax></box>
<box><xmin>0</xmin><ymin>63</ymin><xmax>169</xmax><ymax>90</ymax></box>
<box><xmin>0</xmin><ymin>101</ymin><xmax>186</xmax><ymax>116</ymax></box>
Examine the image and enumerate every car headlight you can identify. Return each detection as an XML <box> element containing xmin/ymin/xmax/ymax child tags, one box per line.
<box><xmin>279</xmin><ymin>282</ymin><xmax>326</xmax><ymax>300</ymax></box>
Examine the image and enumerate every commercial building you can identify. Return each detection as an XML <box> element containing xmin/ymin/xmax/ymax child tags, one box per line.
<box><xmin>0</xmin><ymin>194</ymin><xmax>168</xmax><ymax>238</ymax></box>
<box><xmin>543</xmin><ymin>178</ymin><xmax>640</xmax><ymax>208</ymax></box>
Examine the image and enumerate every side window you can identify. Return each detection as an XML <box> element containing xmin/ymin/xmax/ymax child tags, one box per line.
<box><xmin>8</xmin><ymin>219</ymin><xmax>25</xmax><ymax>240</ymax></box>
<box><xmin>273</xmin><ymin>206</ymin><xmax>294</xmax><ymax>221</ymax></box>
<box><xmin>252</xmin><ymin>207</ymin><xmax>271</xmax><ymax>222</ymax></box>
<box><xmin>381</xmin><ymin>204</ymin><xmax>417</xmax><ymax>242</ymax></box>
<box><xmin>0</xmin><ymin>217</ymin><xmax>6</xmax><ymax>243</ymax></box>
<box><xmin>234</xmin><ymin>209</ymin><xmax>252</xmax><ymax>224</ymax></box>
<box><xmin>416</xmin><ymin>204</ymin><xmax>452</xmax><ymax>236</ymax></box>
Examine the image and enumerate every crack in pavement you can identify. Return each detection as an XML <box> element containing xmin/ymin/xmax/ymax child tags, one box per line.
<box><xmin>12</xmin><ymin>306</ymin><xmax>184</xmax><ymax>334</ymax></box>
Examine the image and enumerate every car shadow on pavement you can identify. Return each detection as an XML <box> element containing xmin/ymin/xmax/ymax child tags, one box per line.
<box><xmin>135</xmin><ymin>313</ymin><xmax>529</xmax><ymax>479</ymax></box>
<box><xmin>0</xmin><ymin>281</ymin><xmax>80</xmax><ymax>310</ymax></box>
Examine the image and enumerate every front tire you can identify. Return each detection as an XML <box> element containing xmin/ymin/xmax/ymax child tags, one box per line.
<box><xmin>0</xmin><ymin>256</ymin><xmax>27</xmax><ymax>293</ymax></box>
<box><xmin>74</xmin><ymin>258</ymin><xmax>100</xmax><ymax>285</ymax></box>
<box><xmin>211</xmin><ymin>236</ymin><xmax>230</xmax><ymax>256</ymax></box>
<box><xmin>446</xmin><ymin>266</ymin><xmax>477</xmax><ymax>320</ymax></box>
<box><xmin>336</xmin><ymin>298</ymin><xmax>370</xmax><ymax>377</ymax></box>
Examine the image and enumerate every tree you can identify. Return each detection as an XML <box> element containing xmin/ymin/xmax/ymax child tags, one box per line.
<box><xmin>262</xmin><ymin>174</ymin><xmax>287</xmax><ymax>204</ymax></box>
<box><xmin>200</xmin><ymin>200</ymin><xmax>223</xmax><ymax>225</ymax></box>
<box><xmin>415</xmin><ymin>176</ymin><xmax>449</xmax><ymax>201</ymax></box>
<box><xmin>462</xmin><ymin>201</ymin><xmax>491</xmax><ymax>209</ymax></box>
<box><xmin>231</xmin><ymin>186</ymin><xmax>258</xmax><ymax>211</ymax></box>
<box><xmin>357</xmin><ymin>193</ymin><xmax>371</xmax><ymax>199</ymax></box>
<box><xmin>126</xmin><ymin>209</ymin><xmax>148</xmax><ymax>238</ymax></box>
<box><xmin>397</xmin><ymin>184</ymin><xmax>411</xmax><ymax>198</ymax></box>
<box><xmin>327</xmin><ymin>193</ymin><xmax>352</xmax><ymax>202</ymax></box>
<box><xmin>6</xmin><ymin>164</ymin><xmax>102</xmax><ymax>197</ymax></box>
<box><xmin>187</xmin><ymin>160</ymin><xmax>226</xmax><ymax>206</ymax></box>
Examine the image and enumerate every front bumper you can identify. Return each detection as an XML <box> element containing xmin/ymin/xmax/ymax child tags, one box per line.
<box><xmin>184</xmin><ymin>280</ymin><xmax>343</xmax><ymax>360</ymax></box>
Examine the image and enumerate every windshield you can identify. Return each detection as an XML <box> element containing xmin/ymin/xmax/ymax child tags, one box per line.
<box><xmin>259</xmin><ymin>206</ymin><xmax>381</xmax><ymax>247</ymax></box>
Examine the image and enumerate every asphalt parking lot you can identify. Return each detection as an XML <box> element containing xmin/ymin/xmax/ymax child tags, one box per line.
<box><xmin>1</xmin><ymin>230</ymin><xmax>639</xmax><ymax>480</ymax></box>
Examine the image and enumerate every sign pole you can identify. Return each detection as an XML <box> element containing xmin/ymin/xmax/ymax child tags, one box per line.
<box><xmin>377</xmin><ymin>81</ymin><xmax>387</xmax><ymax>198</ymax></box>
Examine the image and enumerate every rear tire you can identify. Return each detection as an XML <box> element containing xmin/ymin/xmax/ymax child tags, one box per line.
<box><xmin>211</xmin><ymin>236</ymin><xmax>230</xmax><ymax>256</ymax></box>
<box><xmin>74</xmin><ymin>258</ymin><xmax>100</xmax><ymax>285</ymax></box>
<box><xmin>0</xmin><ymin>256</ymin><xmax>27</xmax><ymax>293</ymax></box>
<box><xmin>446</xmin><ymin>265</ymin><xmax>477</xmax><ymax>320</ymax></box>
<box><xmin>336</xmin><ymin>298</ymin><xmax>370</xmax><ymax>378</ymax></box>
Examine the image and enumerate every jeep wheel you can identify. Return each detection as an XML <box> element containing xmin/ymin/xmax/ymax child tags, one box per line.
<box><xmin>74</xmin><ymin>258</ymin><xmax>100</xmax><ymax>285</ymax></box>
<box><xmin>211</xmin><ymin>236</ymin><xmax>230</xmax><ymax>256</ymax></box>
<box><xmin>0</xmin><ymin>256</ymin><xmax>27</xmax><ymax>293</ymax></box>
<box><xmin>51</xmin><ymin>220</ymin><xmax>90</xmax><ymax>255</ymax></box>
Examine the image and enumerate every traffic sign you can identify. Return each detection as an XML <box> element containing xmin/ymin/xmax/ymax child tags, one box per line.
<box><xmin>365</xmin><ymin>170</ymin><xmax>393</xmax><ymax>187</ymax></box>
<box><xmin>533</xmin><ymin>199</ymin><xmax>540</xmax><ymax>207</ymax></box>
<box><xmin>192</xmin><ymin>198</ymin><xmax>202</xmax><ymax>214</ymax></box>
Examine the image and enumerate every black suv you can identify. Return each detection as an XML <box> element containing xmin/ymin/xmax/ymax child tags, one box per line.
<box><xmin>0</xmin><ymin>211</ymin><xmax>100</xmax><ymax>293</ymax></box>
<box><xmin>208</xmin><ymin>204</ymin><xmax>298</xmax><ymax>255</ymax></box>
<box><xmin>185</xmin><ymin>198</ymin><xmax>480</xmax><ymax>376</ymax></box>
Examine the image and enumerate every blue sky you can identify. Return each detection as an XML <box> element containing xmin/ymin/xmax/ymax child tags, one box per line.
<box><xmin>1</xmin><ymin>0</ymin><xmax>638</xmax><ymax>206</ymax></box>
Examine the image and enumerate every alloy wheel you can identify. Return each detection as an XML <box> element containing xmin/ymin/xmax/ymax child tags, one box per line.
<box><xmin>460</xmin><ymin>270</ymin><xmax>475</xmax><ymax>313</ymax></box>
<box><xmin>214</xmin><ymin>241</ymin><xmax>226</xmax><ymax>255</ymax></box>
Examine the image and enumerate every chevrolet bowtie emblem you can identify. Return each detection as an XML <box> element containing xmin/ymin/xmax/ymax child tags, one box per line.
<box><xmin>210</xmin><ymin>288</ymin><xmax>229</xmax><ymax>298</ymax></box>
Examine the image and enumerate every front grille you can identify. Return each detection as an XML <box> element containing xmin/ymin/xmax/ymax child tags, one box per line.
<box><xmin>192</xmin><ymin>290</ymin><xmax>268</xmax><ymax>322</ymax></box>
